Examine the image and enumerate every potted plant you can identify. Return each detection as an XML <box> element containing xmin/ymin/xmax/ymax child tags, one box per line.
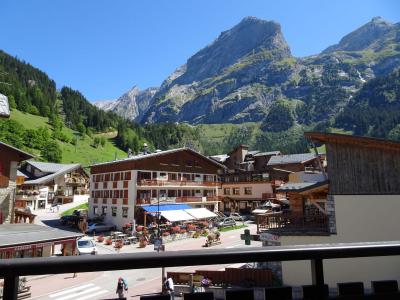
<box><xmin>162</xmin><ymin>232</ymin><xmax>170</xmax><ymax>237</ymax></box>
<box><xmin>104</xmin><ymin>237</ymin><xmax>112</xmax><ymax>245</ymax></box>
<box><xmin>139</xmin><ymin>236</ymin><xmax>148</xmax><ymax>248</ymax></box>
<box><xmin>114</xmin><ymin>240</ymin><xmax>123</xmax><ymax>249</ymax></box>
<box><xmin>97</xmin><ymin>235</ymin><xmax>104</xmax><ymax>242</ymax></box>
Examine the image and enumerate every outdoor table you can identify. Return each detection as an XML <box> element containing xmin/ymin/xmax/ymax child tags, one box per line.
<box><xmin>112</xmin><ymin>231</ymin><xmax>123</xmax><ymax>240</ymax></box>
<box><xmin>127</xmin><ymin>236</ymin><xmax>137</xmax><ymax>244</ymax></box>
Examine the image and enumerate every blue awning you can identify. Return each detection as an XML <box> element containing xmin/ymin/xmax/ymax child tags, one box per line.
<box><xmin>140</xmin><ymin>204</ymin><xmax>191</xmax><ymax>213</ymax></box>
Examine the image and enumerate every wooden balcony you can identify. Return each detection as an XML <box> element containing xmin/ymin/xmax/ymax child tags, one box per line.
<box><xmin>257</xmin><ymin>211</ymin><xmax>329</xmax><ymax>235</ymax></box>
<box><xmin>137</xmin><ymin>179</ymin><xmax>220</xmax><ymax>187</ymax></box>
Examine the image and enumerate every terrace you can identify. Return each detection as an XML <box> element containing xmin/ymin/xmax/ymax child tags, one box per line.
<box><xmin>1</xmin><ymin>241</ymin><xmax>399</xmax><ymax>299</ymax></box>
<box><xmin>256</xmin><ymin>212</ymin><xmax>330</xmax><ymax>235</ymax></box>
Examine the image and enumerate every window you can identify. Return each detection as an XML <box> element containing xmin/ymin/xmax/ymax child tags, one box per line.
<box><xmin>111</xmin><ymin>207</ymin><xmax>117</xmax><ymax>217</ymax></box>
<box><xmin>159</xmin><ymin>172</ymin><xmax>167</xmax><ymax>179</ymax></box>
<box><xmin>124</xmin><ymin>172</ymin><xmax>131</xmax><ymax>180</ymax></box>
<box><xmin>122</xmin><ymin>207</ymin><xmax>128</xmax><ymax>218</ymax></box>
<box><xmin>223</xmin><ymin>188</ymin><xmax>230</xmax><ymax>195</ymax></box>
<box><xmin>93</xmin><ymin>206</ymin><xmax>98</xmax><ymax>215</ymax></box>
<box><xmin>113</xmin><ymin>181</ymin><xmax>118</xmax><ymax>188</ymax></box>
<box><xmin>123</xmin><ymin>181</ymin><xmax>129</xmax><ymax>188</ymax></box>
<box><xmin>244</xmin><ymin>187</ymin><xmax>252</xmax><ymax>195</ymax></box>
<box><xmin>124</xmin><ymin>190</ymin><xmax>128</xmax><ymax>198</ymax></box>
<box><xmin>233</xmin><ymin>188</ymin><xmax>240</xmax><ymax>195</ymax></box>
<box><xmin>234</xmin><ymin>176</ymin><xmax>239</xmax><ymax>182</ymax></box>
<box><xmin>103</xmin><ymin>182</ymin><xmax>108</xmax><ymax>189</ymax></box>
<box><xmin>102</xmin><ymin>206</ymin><xmax>107</xmax><ymax>215</ymax></box>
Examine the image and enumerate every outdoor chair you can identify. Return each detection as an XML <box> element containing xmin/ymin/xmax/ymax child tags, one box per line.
<box><xmin>183</xmin><ymin>291</ymin><xmax>214</xmax><ymax>300</ymax></box>
<box><xmin>302</xmin><ymin>284</ymin><xmax>329</xmax><ymax>300</ymax></box>
<box><xmin>372</xmin><ymin>280</ymin><xmax>399</xmax><ymax>294</ymax></box>
<box><xmin>337</xmin><ymin>282</ymin><xmax>365</xmax><ymax>296</ymax></box>
<box><xmin>265</xmin><ymin>286</ymin><xmax>293</xmax><ymax>299</ymax></box>
<box><xmin>225</xmin><ymin>289</ymin><xmax>254</xmax><ymax>300</ymax></box>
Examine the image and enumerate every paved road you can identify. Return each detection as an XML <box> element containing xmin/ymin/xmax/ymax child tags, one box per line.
<box><xmin>27</xmin><ymin>222</ymin><xmax>262</xmax><ymax>300</ymax></box>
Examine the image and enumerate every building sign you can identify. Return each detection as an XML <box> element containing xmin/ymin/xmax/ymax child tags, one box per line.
<box><xmin>260</xmin><ymin>232</ymin><xmax>280</xmax><ymax>242</ymax></box>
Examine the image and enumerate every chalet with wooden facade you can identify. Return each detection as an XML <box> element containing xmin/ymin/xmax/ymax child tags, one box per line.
<box><xmin>0</xmin><ymin>141</ymin><xmax>34</xmax><ymax>224</ymax></box>
<box><xmin>16</xmin><ymin>161</ymin><xmax>89</xmax><ymax>210</ymax></box>
<box><xmin>89</xmin><ymin>148</ymin><xmax>225</xmax><ymax>229</ymax></box>
<box><xmin>278</xmin><ymin>132</ymin><xmax>400</xmax><ymax>289</ymax></box>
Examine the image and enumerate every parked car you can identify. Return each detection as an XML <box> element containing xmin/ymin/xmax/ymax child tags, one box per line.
<box><xmin>229</xmin><ymin>213</ymin><xmax>244</xmax><ymax>222</ymax></box>
<box><xmin>217</xmin><ymin>217</ymin><xmax>236</xmax><ymax>228</ymax></box>
<box><xmin>77</xmin><ymin>238</ymin><xmax>98</xmax><ymax>255</ymax></box>
<box><xmin>86</xmin><ymin>223</ymin><xmax>116</xmax><ymax>234</ymax></box>
<box><xmin>60</xmin><ymin>215</ymin><xmax>79</xmax><ymax>226</ymax></box>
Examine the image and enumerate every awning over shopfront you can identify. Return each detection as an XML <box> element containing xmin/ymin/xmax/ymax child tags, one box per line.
<box><xmin>160</xmin><ymin>210</ymin><xmax>195</xmax><ymax>222</ymax></box>
<box><xmin>252</xmin><ymin>209</ymin><xmax>269</xmax><ymax>214</ymax></box>
<box><xmin>141</xmin><ymin>204</ymin><xmax>191</xmax><ymax>213</ymax></box>
<box><xmin>185</xmin><ymin>208</ymin><xmax>217</xmax><ymax>219</ymax></box>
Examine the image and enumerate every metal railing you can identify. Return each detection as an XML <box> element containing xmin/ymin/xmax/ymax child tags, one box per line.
<box><xmin>1</xmin><ymin>241</ymin><xmax>400</xmax><ymax>299</ymax></box>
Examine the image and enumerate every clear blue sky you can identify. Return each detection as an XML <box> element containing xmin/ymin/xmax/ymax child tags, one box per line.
<box><xmin>1</xmin><ymin>0</ymin><xmax>399</xmax><ymax>101</ymax></box>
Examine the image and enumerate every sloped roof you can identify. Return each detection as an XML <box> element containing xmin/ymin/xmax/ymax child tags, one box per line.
<box><xmin>23</xmin><ymin>161</ymin><xmax>83</xmax><ymax>185</ymax></box>
<box><xmin>0</xmin><ymin>93</ymin><xmax>10</xmax><ymax>118</ymax></box>
<box><xmin>209</xmin><ymin>154</ymin><xmax>229</xmax><ymax>163</ymax></box>
<box><xmin>27</xmin><ymin>161</ymin><xmax>79</xmax><ymax>174</ymax></box>
<box><xmin>305</xmin><ymin>132</ymin><xmax>400</xmax><ymax>151</ymax></box>
<box><xmin>0</xmin><ymin>224</ymin><xmax>83</xmax><ymax>248</ymax></box>
<box><xmin>92</xmin><ymin>147</ymin><xmax>226</xmax><ymax>169</ymax></box>
<box><xmin>267</xmin><ymin>153</ymin><xmax>317</xmax><ymax>166</ymax></box>
<box><xmin>254</xmin><ymin>151</ymin><xmax>281</xmax><ymax>157</ymax></box>
<box><xmin>0</xmin><ymin>141</ymin><xmax>34</xmax><ymax>161</ymax></box>
<box><xmin>276</xmin><ymin>181</ymin><xmax>328</xmax><ymax>192</ymax></box>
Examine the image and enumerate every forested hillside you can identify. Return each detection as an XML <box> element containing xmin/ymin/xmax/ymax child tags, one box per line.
<box><xmin>0</xmin><ymin>50</ymin><xmax>201</xmax><ymax>163</ymax></box>
<box><xmin>335</xmin><ymin>69</ymin><xmax>400</xmax><ymax>140</ymax></box>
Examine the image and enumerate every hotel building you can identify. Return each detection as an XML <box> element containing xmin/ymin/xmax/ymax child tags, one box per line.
<box><xmin>89</xmin><ymin>148</ymin><xmax>225</xmax><ymax>229</ymax></box>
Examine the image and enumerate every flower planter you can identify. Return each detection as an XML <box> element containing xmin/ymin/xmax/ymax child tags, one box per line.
<box><xmin>97</xmin><ymin>235</ymin><xmax>104</xmax><ymax>242</ymax></box>
<box><xmin>104</xmin><ymin>238</ymin><xmax>112</xmax><ymax>245</ymax></box>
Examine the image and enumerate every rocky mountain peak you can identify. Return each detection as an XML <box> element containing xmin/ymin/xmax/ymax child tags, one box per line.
<box><xmin>171</xmin><ymin>17</ymin><xmax>291</xmax><ymax>85</ymax></box>
<box><xmin>323</xmin><ymin>16</ymin><xmax>394</xmax><ymax>53</ymax></box>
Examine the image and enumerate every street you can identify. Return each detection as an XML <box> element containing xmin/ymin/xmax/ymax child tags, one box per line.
<box><xmin>27</xmin><ymin>205</ymin><xmax>262</xmax><ymax>300</ymax></box>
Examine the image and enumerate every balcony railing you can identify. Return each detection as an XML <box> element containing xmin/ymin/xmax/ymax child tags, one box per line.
<box><xmin>137</xmin><ymin>196</ymin><xmax>220</xmax><ymax>205</ymax></box>
<box><xmin>137</xmin><ymin>179</ymin><xmax>220</xmax><ymax>187</ymax></box>
<box><xmin>257</xmin><ymin>211</ymin><xmax>329</xmax><ymax>235</ymax></box>
<box><xmin>1</xmin><ymin>241</ymin><xmax>400</xmax><ymax>299</ymax></box>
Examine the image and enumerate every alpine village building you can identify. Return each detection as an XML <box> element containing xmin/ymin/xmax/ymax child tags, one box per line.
<box><xmin>88</xmin><ymin>148</ymin><xmax>225</xmax><ymax>229</ymax></box>
<box><xmin>258</xmin><ymin>132</ymin><xmax>400</xmax><ymax>289</ymax></box>
<box><xmin>16</xmin><ymin>161</ymin><xmax>89</xmax><ymax>210</ymax></box>
<box><xmin>210</xmin><ymin>144</ymin><xmax>323</xmax><ymax>215</ymax></box>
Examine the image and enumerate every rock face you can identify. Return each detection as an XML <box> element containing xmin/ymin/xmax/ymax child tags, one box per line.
<box><xmin>94</xmin><ymin>86</ymin><xmax>158</xmax><ymax>121</ymax></box>
<box><xmin>323</xmin><ymin>17</ymin><xmax>396</xmax><ymax>53</ymax></box>
<box><xmin>102</xmin><ymin>16</ymin><xmax>400</xmax><ymax>125</ymax></box>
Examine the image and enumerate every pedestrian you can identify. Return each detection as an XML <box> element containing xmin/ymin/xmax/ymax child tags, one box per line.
<box><xmin>56</xmin><ymin>203</ymin><xmax>60</xmax><ymax>212</ymax></box>
<box><xmin>116</xmin><ymin>277</ymin><xmax>128</xmax><ymax>299</ymax></box>
<box><xmin>72</xmin><ymin>272</ymin><xmax>77</xmax><ymax>278</ymax></box>
<box><xmin>164</xmin><ymin>276</ymin><xmax>175</xmax><ymax>300</ymax></box>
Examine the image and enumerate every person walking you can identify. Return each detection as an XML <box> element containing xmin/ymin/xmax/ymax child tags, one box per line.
<box><xmin>116</xmin><ymin>277</ymin><xmax>128</xmax><ymax>299</ymax></box>
<box><xmin>164</xmin><ymin>277</ymin><xmax>175</xmax><ymax>300</ymax></box>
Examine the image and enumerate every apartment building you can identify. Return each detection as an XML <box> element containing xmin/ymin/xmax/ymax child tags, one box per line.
<box><xmin>89</xmin><ymin>148</ymin><xmax>225</xmax><ymax>229</ymax></box>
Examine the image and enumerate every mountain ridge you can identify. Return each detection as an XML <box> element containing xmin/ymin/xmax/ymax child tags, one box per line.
<box><xmin>100</xmin><ymin>16</ymin><xmax>400</xmax><ymax>126</ymax></box>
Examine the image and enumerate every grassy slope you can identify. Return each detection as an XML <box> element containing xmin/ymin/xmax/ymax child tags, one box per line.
<box><xmin>10</xmin><ymin>109</ymin><xmax>126</xmax><ymax>165</ymax></box>
<box><xmin>61</xmin><ymin>203</ymin><xmax>88</xmax><ymax>217</ymax></box>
